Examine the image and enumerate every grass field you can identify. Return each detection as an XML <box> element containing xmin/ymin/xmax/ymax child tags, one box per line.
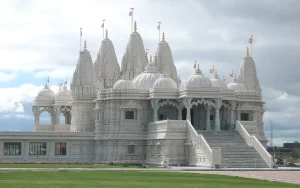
<box><xmin>0</xmin><ymin>171</ymin><xmax>298</xmax><ymax>188</ymax></box>
<box><xmin>0</xmin><ymin>163</ymin><xmax>156</xmax><ymax>168</ymax></box>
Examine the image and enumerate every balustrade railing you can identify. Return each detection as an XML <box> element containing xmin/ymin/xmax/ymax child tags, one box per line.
<box><xmin>236</xmin><ymin>121</ymin><xmax>273</xmax><ymax>168</ymax></box>
<box><xmin>186</xmin><ymin>120</ymin><xmax>212</xmax><ymax>164</ymax></box>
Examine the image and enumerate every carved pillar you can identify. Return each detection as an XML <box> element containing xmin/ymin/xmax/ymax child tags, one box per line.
<box><xmin>229</xmin><ymin>101</ymin><xmax>237</xmax><ymax>130</ymax></box>
<box><xmin>177</xmin><ymin>100</ymin><xmax>183</xmax><ymax>120</ymax></box>
<box><xmin>54</xmin><ymin>107</ymin><xmax>60</xmax><ymax>125</ymax></box>
<box><xmin>32</xmin><ymin>107</ymin><xmax>40</xmax><ymax>131</ymax></box>
<box><xmin>214</xmin><ymin>99</ymin><xmax>222</xmax><ymax>131</ymax></box>
<box><xmin>151</xmin><ymin>99</ymin><xmax>159</xmax><ymax>122</ymax></box>
<box><xmin>205</xmin><ymin>104</ymin><xmax>212</xmax><ymax>131</ymax></box>
<box><xmin>183</xmin><ymin>98</ymin><xmax>192</xmax><ymax>122</ymax></box>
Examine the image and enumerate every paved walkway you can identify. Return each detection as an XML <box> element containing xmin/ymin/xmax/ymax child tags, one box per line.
<box><xmin>186</xmin><ymin>171</ymin><xmax>300</xmax><ymax>185</ymax></box>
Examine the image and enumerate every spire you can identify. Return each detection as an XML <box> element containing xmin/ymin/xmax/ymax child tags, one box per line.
<box><xmin>105</xmin><ymin>29</ymin><xmax>108</xmax><ymax>39</ymax></box>
<box><xmin>84</xmin><ymin>40</ymin><xmax>87</xmax><ymax>50</ymax></box>
<box><xmin>246</xmin><ymin>46</ymin><xmax>249</xmax><ymax>56</ymax></box>
<box><xmin>134</xmin><ymin>21</ymin><xmax>137</xmax><ymax>32</ymax></box>
<box><xmin>162</xmin><ymin>32</ymin><xmax>165</xmax><ymax>41</ymax></box>
<box><xmin>150</xmin><ymin>55</ymin><xmax>152</xmax><ymax>63</ymax></box>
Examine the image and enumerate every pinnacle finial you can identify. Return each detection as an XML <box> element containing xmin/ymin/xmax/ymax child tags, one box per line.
<box><xmin>134</xmin><ymin>21</ymin><xmax>137</xmax><ymax>32</ymax></box>
<box><xmin>162</xmin><ymin>32</ymin><xmax>165</xmax><ymax>41</ymax></box>
<box><xmin>246</xmin><ymin>46</ymin><xmax>249</xmax><ymax>55</ymax></box>
<box><xmin>84</xmin><ymin>40</ymin><xmax>87</xmax><ymax>49</ymax></box>
<box><xmin>105</xmin><ymin>29</ymin><xmax>108</xmax><ymax>39</ymax></box>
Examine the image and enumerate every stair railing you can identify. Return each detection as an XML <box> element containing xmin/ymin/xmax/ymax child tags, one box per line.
<box><xmin>186</xmin><ymin>120</ymin><xmax>212</xmax><ymax>164</ymax></box>
<box><xmin>236</xmin><ymin>121</ymin><xmax>273</xmax><ymax>168</ymax></box>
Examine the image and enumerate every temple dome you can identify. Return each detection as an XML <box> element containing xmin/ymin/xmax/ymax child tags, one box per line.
<box><xmin>113</xmin><ymin>79</ymin><xmax>134</xmax><ymax>89</ymax></box>
<box><xmin>132</xmin><ymin>61</ymin><xmax>162</xmax><ymax>90</ymax></box>
<box><xmin>210</xmin><ymin>68</ymin><xmax>228</xmax><ymax>90</ymax></box>
<box><xmin>55</xmin><ymin>86</ymin><xmax>71</xmax><ymax>101</ymax></box>
<box><xmin>185</xmin><ymin>66</ymin><xmax>213</xmax><ymax>88</ymax></box>
<box><xmin>153</xmin><ymin>74</ymin><xmax>177</xmax><ymax>89</ymax></box>
<box><xmin>36</xmin><ymin>85</ymin><xmax>55</xmax><ymax>99</ymax></box>
<box><xmin>227</xmin><ymin>75</ymin><xmax>247</xmax><ymax>92</ymax></box>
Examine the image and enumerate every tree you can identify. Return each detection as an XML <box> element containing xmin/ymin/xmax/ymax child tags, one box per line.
<box><xmin>290</xmin><ymin>148</ymin><xmax>300</xmax><ymax>159</ymax></box>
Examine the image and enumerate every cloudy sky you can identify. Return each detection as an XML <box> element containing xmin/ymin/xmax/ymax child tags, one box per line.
<box><xmin>0</xmin><ymin>0</ymin><xmax>299</xmax><ymax>146</ymax></box>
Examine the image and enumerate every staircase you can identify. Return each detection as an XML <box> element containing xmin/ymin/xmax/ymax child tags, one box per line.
<box><xmin>198</xmin><ymin>130</ymin><xmax>269</xmax><ymax>168</ymax></box>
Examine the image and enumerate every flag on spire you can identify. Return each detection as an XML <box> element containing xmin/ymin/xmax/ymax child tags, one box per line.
<box><xmin>248</xmin><ymin>35</ymin><xmax>253</xmax><ymax>44</ymax></box>
<box><xmin>209</xmin><ymin>65</ymin><xmax>215</xmax><ymax>73</ymax></box>
<box><xmin>80</xmin><ymin>28</ymin><xmax>82</xmax><ymax>36</ymax></box>
<box><xmin>129</xmin><ymin>8</ymin><xmax>134</xmax><ymax>16</ymax></box>
<box><xmin>194</xmin><ymin>61</ymin><xmax>197</xmax><ymax>69</ymax></box>
<box><xmin>157</xmin><ymin>24</ymin><xmax>160</xmax><ymax>30</ymax></box>
<box><xmin>229</xmin><ymin>70</ymin><xmax>234</xmax><ymax>77</ymax></box>
<box><xmin>101</xmin><ymin>23</ymin><xmax>104</xmax><ymax>28</ymax></box>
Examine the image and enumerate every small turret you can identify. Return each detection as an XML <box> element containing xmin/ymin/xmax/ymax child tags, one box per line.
<box><xmin>238</xmin><ymin>47</ymin><xmax>261</xmax><ymax>93</ymax></box>
<box><xmin>121</xmin><ymin>21</ymin><xmax>147</xmax><ymax>80</ymax></box>
<box><xmin>94</xmin><ymin>29</ymin><xmax>120</xmax><ymax>89</ymax></box>
<box><xmin>155</xmin><ymin>32</ymin><xmax>178</xmax><ymax>83</ymax></box>
<box><xmin>70</xmin><ymin>40</ymin><xmax>97</xmax><ymax>132</ymax></box>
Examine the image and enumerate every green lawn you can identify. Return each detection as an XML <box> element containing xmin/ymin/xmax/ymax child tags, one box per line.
<box><xmin>0</xmin><ymin>171</ymin><xmax>298</xmax><ymax>188</ymax></box>
<box><xmin>0</xmin><ymin>163</ymin><xmax>156</xmax><ymax>168</ymax></box>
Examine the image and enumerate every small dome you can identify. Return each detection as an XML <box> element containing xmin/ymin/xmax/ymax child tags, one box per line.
<box><xmin>210</xmin><ymin>68</ymin><xmax>228</xmax><ymax>90</ymax></box>
<box><xmin>113</xmin><ymin>79</ymin><xmax>134</xmax><ymax>89</ymax></box>
<box><xmin>132</xmin><ymin>62</ymin><xmax>162</xmax><ymax>90</ymax></box>
<box><xmin>36</xmin><ymin>85</ymin><xmax>55</xmax><ymax>99</ymax></box>
<box><xmin>185</xmin><ymin>66</ymin><xmax>213</xmax><ymax>88</ymax></box>
<box><xmin>227</xmin><ymin>75</ymin><xmax>247</xmax><ymax>92</ymax></box>
<box><xmin>55</xmin><ymin>86</ymin><xmax>71</xmax><ymax>101</ymax></box>
<box><xmin>153</xmin><ymin>74</ymin><xmax>177</xmax><ymax>89</ymax></box>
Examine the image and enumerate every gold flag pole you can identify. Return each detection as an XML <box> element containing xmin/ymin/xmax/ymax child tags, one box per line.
<box><xmin>158</xmin><ymin>22</ymin><xmax>161</xmax><ymax>42</ymax></box>
<box><xmin>102</xmin><ymin>19</ymin><xmax>105</xmax><ymax>39</ymax></box>
<box><xmin>130</xmin><ymin>7</ymin><xmax>134</xmax><ymax>32</ymax></box>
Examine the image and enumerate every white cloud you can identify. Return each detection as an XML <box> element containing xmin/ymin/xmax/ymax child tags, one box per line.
<box><xmin>34</xmin><ymin>68</ymin><xmax>74</xmax><ymax>79</ymax></box>
<box><xmin>0</xmin><ymin>72</ymin><xmax>17</xmax><ymax>82</ymax></box>
<box><xmin>0</xmin><ymin>84</ymin><xmax>59</xmax><ymax>113</ymax></box>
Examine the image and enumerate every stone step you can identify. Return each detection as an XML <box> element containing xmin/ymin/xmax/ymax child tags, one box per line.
<box><xmin>200</xmin><ymin>130</ymin><xmax>269</xmax><ymax>168</ymax></box>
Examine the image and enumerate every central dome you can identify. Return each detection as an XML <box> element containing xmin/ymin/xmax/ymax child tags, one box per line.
<box><xmin>132</xmin><ymin>61</ymin><xmax>162</xmax><ymax>90</ymax></box>
<box><xmin>185</xmin><ymin>66</ymin><xmax>213</xmax><ymax>88</ymax></box>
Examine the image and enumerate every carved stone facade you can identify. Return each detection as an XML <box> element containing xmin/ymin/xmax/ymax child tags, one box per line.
<box><xmin>0</xmin><ymin>22</ymin><xmax>269</xmax><ymax>167</ymax></box>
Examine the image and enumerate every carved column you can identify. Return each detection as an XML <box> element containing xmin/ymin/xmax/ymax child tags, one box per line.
<box><xmin>54</xmin><ymin>107</ymin><xmax>60</xmax><ymax>125</ymax></box>
<box><xmin>229</xmin><ymin>101</ymin><xmax>237</xmax><ymax>130</ymax></box>
<box><xmin>205</xmin><ymin>104</ymin><xmax>212</xmax><ymax>131</ymax></box>
<box><xmin>32</xmin><ymin>107</ymin><xmax>40</xmax><ymax>130</ymax></box>
<box><xmin>151</xmin><ymin>99</ymin><xmax>159</xmax><ymax>122</ymax></box>
<box><xmin>177</xmin><ymin>100</ymin><xmax>183</xmax><ymax>120</ymax></box>
<box><xmin>183</xmin><ymin>98</ymin><xmax>192</xmax><ymax>122</ymax></box>
<box><xmin>214</xmin><ymin>99</ymin><xmax>222</xmax><ymax>131</ymax></box>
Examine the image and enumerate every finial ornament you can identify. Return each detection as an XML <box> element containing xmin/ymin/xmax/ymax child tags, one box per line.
<box><xmin>105</xmin><ymin>29</ymin><xmax>108</xmax><ymax>39</ymax></box>
<box><xmin>84</xmin><ymin>40</ymin><xmax>87</xmax><ymax>49</ymax></box>
<box><xmin>246</xmin><ymin>46</ymin><xmax>249</xmax><ymax>56</ymax></box>
<box><xmin>134</xmin><ymin>21</ymin><xmax>137</xmax><ymax>32</ymax></box>
<box><xmin>162</xmin><ymin>32</ymin><xmax>165</xmax><ymax>41</ymax></box>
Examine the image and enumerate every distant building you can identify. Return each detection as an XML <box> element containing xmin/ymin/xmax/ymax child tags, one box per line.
<box><xmin>283</xmin><ymin>141</ymin><xmax>300</xmax><ymax>149</ymax></box>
